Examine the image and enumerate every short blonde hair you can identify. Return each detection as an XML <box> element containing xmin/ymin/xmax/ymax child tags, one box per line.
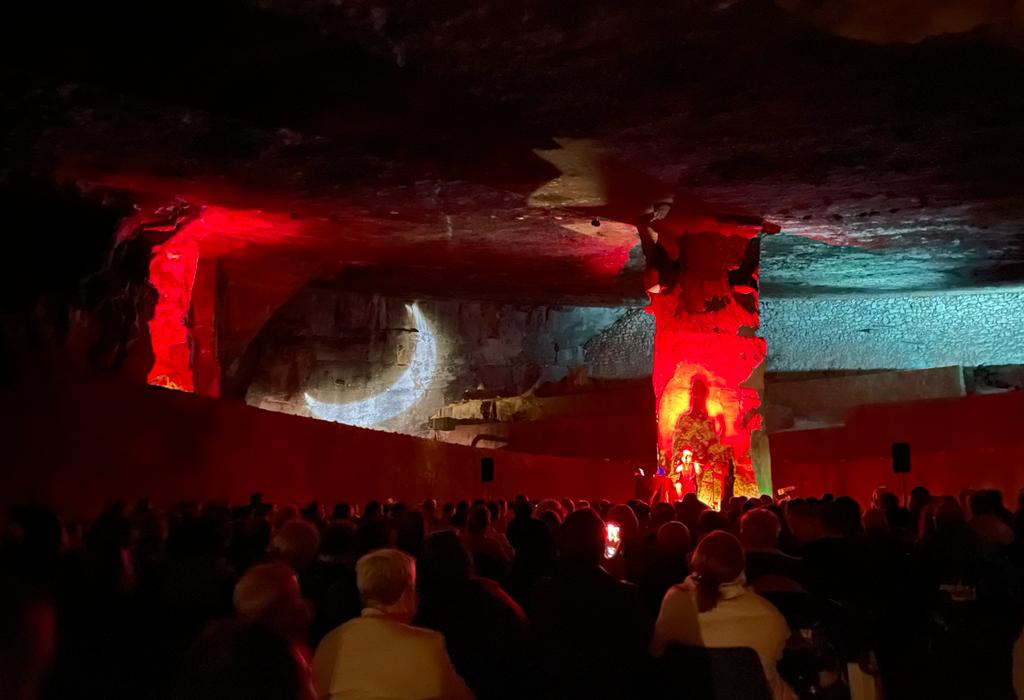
<box><xmin>356</xmin><ymin>549</ymin><xmax>415</xmax><ymax>608</ymax></box>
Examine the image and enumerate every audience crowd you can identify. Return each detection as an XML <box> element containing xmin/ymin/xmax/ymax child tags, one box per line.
<box><xmin>3</xmin><ymin>485</ymin><xmax>1024</xmax><ymax>699</ymax></box>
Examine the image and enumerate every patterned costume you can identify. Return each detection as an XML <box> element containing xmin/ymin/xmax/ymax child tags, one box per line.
<box><xmin>670</xmin><ymin>412</ymin><xmax>731</xmax><ymax>509</ymax></box>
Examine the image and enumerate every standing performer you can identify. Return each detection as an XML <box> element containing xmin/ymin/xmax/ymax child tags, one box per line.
<box><xmin>670</xmin><ymin>375</ymin><xmax>731</xmax><ymax>509</ymax></box>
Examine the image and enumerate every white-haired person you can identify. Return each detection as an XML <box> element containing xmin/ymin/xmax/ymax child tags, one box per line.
<box><xmin>312</xmin><ymin>548</ymin><xmax>474</xmax><ymax>700</ymax></box>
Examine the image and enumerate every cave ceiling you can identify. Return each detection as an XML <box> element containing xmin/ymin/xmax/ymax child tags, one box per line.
<box><xmin>3</xmin><ymin>0</ymin><xmax>1024</xmax><ymax>303</ymax></box>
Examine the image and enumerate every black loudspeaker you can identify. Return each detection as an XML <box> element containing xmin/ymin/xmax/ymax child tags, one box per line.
<box><xmin>892</xmin><ymin>442</ymin><xmax>911</xmax><ymax>474</ymax></box>
<box><xmin>481</xmin><ymin>457</ymin><xmax>495</xmax><ymax>483</ymax></box>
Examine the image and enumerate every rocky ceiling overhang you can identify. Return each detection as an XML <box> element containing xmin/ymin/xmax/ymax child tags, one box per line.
<box><xmin>3</xmin><ymin>0</ymin><xmax>1024</xmax><ymax>305</ymax></box>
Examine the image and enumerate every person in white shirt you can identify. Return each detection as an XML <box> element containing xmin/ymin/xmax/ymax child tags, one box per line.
<box><xmin>651</xmin><ymin>530</ymin><xmax>795</xmax><ymax>700</ymax></box>
<box><xmin>312</xmin><ymin>548</ymin><xmax>474</xmax><ymax>700</ymax></box>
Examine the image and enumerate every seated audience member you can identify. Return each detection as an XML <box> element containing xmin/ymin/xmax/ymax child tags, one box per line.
<box><xmin>303</xmin><ymin>522</ymin><xmax>362</xmax><ymax>645</ymax></box>
<box><xmin>234</xmin><ymin>562</ymin><xmax>313</xmax><ymax>653</ymax></box>
<box><xmin>272</xmin><ymin>520</ymin><xmax>321</xmax><ymax>574</ymax></box>
<box><xmin>0</xmin><ymin>579</ymin><xmax>57</xmax><ymax>700</ymax></box>
<box><xmin>696</xmin><ymin>509</ymin><xmax>732</xmax><ymax>541</ymax></box>
<box><xmin>174</xmin><ymin>621</ymin><xmax>315</xmax><ymax>700</ymax></box>
<box><xmin>461</xmin><ymin>506</ymin><xmax>511</xmax><ymax>581</ymax></box>
<box><xmin>912</xmin><ymin>496</ymin><xmax>1023</xmax><ymax>699</ymax></box>
<box><xmin>740</xmin><ymin>509</ymin><xmax>805</xmax><ymax>591</ymax></box>
<box><xmin>532</xmin><ymin>509</ymin><xmax>649</xmax><ymax>700</ymax></box>
<box><xmin>416</xmin><ymin>531</ymin><xmax>533</xmax><ymax>700</ymax></box>
<box><xmin>801</xmin><ymin>497</ymin><xmax>868</xmax><ymax>604</ymax></box>
<box><xmin>781</xmin><ymin>499</ymin><xmax>820</xmax><ymax>553</ymax></box>
<box><xmin>649</xmin><ymin>502</ymin><xmax>678</xmax><ymax>531</ymax></box>
<box><xmin>395</xmin><ymin>510</ymin><xmax>427</xmax><ymax>559</ymax></box>
<box><xmin>639</xmin><ymin>521</ymin><xmax>691</xmax><ymax>620</ymax></box>
<box><xmin>606</xmin><ymin>503</ymin><xmax>643</xmax><ymax>581</ymax></box>
<box><xmin>970</xmin><ymin>489</ymin><xmax>1015</xmax><ymax>546</ymax></box>
<box><xmin>504</xmin><ymin>498</ymin><xmax>555</xmax><ymax>608</ymax></box>
<box><xmin>313</xmin><ymin>549</ymin><xmax>474</xmax><ymax>700</ymax></box>
<box><xmin>651</xmin><ymin>531</ymin><xmax>795</xmax><ymax>700</ymax></box>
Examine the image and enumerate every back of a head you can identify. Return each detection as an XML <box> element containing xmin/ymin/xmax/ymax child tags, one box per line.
<box><xmin>656</xmin><ymin>521</ymin><xmax>691</xmax><ymax>557</ymax></box>
<box><xmin>691</xmin><ymin>531</ymin><xmax>746</xmax><ymax>613</ymax></box>
<box><xmin>234</xmin><ymin>562</ymin><xmax>299</xmax><ymax>620</ymax></box>
<box><xmin>935</xmin><ymin>497</ymin><xmax>966</xmax><ymax>532</ymax></box>
<box><xmin>559</xmin><ymin>508</ymin><xmax>605</xmax><ymax>565</ymax></box>
<box><xmin>607</xmin><ymin>504</ymin><xmax>640</xmax><ymax>540</ymax></box>
<box><xmin>651</xmin><ymin>502</ymin><xmax>677</xmax><ymax>528</ymax></box>
<box><xmin>233</xmin><ymin>562</ymin><xmax>309</xmax><ymax>642</ymax></box>
<box><xmin>175</xmin><ymin>621</ymin><xmax>309</xmax><ymax>700</ymax></box>
<box><xmin>878</xmin><ymin>492</ymin><xmax>900</xmax><ymax>513</ymax></box>
<box><xmin>271</xmin><ymin>520</ymin><xmax>320</xmax><ymax>572</ymax></box>
<box><xmin>356</xmin><ymin>549</ymin><xmax>416</xmax><ymax>617</ymax></box>
<box><xmin>318</xmin><ymin>521</ymin><xmax>356</xmax><ymax>560</ymax></box>
<box><xmin>466</xmin><ymin>505</ymin><xmax>490</xmax><ymax>535</ymax></box>
<box><xmin>331</xmin><ymin>502</ymin><xmax>351</xmax><ymax>521</ymax></box>
<box><xmin>697</xmin><ymin>510</ymin><xmax>731</xmax><ymax>540</ymax></box>
<box><xmin>739</xmin><ymin>508</ymin><xmax>780</xmax><ymax>551</ymax></box>
<box><xmin>395</xmin><ymin>511</ymin><xmax>426</xmax><ymax>558</ymax></box>
<box><xmin>419</xmin><ymin>530</ymin><xmax>472</xmax><ymax>586</ymax></box>
<box><xmin>821</xmin><ymin>497</ymin><xmax>862</xmax><ymax>537</ymax></box>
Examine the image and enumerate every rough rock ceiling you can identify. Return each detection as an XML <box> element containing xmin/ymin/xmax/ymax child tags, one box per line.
<box><xmin>3</xmin><ymin>0</ymin><xmax>1024</xmax><ymax>303</ymax></box>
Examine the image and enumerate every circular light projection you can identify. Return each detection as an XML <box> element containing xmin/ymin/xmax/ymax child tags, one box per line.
<box><xmin>304</xmin><ymin>303</ymin><xmax>437</xmax><ymax>429</ymax></box>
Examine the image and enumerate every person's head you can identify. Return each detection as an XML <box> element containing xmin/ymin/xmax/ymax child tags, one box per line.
<box><xmin>450</xmin><ymin>501</ymin><xmax>469</xmax><ymax>529</ymax></box>
<box><xmin>656</xmin><ymin>521</ymin><xmax>691</xmax><ymax>558</ymax></box>
<box><xmin>466</xmin><ymin>505</ymin><xmax>491</xmax><ymax>535</ymax></box>
<box><xmin>418</xmin><ymin>530</ymin><xmax>473</xmax><ymax>587</ymax></box>
<box><xmin>739</xmin><ymin>508</ymin><xmax>781</xmax><ymax>551</ymax></box>
<box><xmin>318</xmin><ymin>521</ymin><xmax>356</xmax><ymax>561</ymax></box>
<box><xmin>651</xmin><ymin>502</ymin><xmax>677</xmax><ymax>529</ymax></box>
<box><xmin>356</xmin><ymin>549</ymin><xmax>417</xmax><ymax>622</ymax></box>
<box><xmin>559</xmin><ymin>508</ymin><xmax>605</xmax><ymax>566</ymax></box>
<box><xmin>691</xmin><ymin>531</ymin><xmax>746</xmax><ymax>613</ymax></box>
<box><xmin>910</xmin><ymin>486</ymin><xmax>931</xmax><ymax>511</ymax></box>
<box><xmin>395</xmin><ymin>511</ymin><xmax>426</xmax><ymax>558</ymax></box>
<box><xmin>270</xmin><ymin>520</ymin><xmax>319</xmax><ymax>573</ymax></box>
<box><xmin>363</xmin><ymin>501</ymin><xmax>382</xmax><ymax>521</ymax></box>
<box><xmin>878</xmin><ymin>492</ymin><xmax>900</xmax><ymax>513</ymax></box>
<box><xmin>233</xmin><ymin>562</ymin><xmax>311</xmax><ymax>643</ymax></box>
<box><xmin>560</xmin><ymin>498</ymin><xmax>576</xmax><ymax>515</ymax></box>
<box><xmin>821</xmin><ymin>497</ymin><xmax>862</xmax><ymax>538</ymax></box>
<box><xmin>174</xmin><ymin>621</ymin><xmax>312</xmax><ymax>700</ymax></box>
<box><xmin>606</xmin><ymin>504</ymin><xmax>640</xmax><ymax>541</ymax></box>
<box><xmin>536</xmin><ymin>499</ymin><xmax>564</xmax><ymax>520</ymax></box>
<box><xmin>629</xmin><ymin>500</ymin><xmax>652</xmax><ymax>529</ymax></box>
<box><xmin>331</xmin><ymin>502</ymin><xmax>351</xmax><ymax>521</ymax></box>
<box><xmin>784</xmin><ymin>498</ymin><xmax>819</xmax><ymax>542</ymax></box>
<box><xmin>933</xmin><ymin>496</ymin><xmax>966</xmax><ymax>533</ymax></box>
<box><xmin>422</xmin><ymin>498</ymin><xmax>437</xmax><ymax>517</ymax></box>
<box><xmin>696</xmin><ymin>510</ymin><xmax>731</xmax><ymax>540</ymax></box>
<box><xmin>969</xmin><ymin>489</ymin><xmax>1005</xmax><ymax>518</ymax></box>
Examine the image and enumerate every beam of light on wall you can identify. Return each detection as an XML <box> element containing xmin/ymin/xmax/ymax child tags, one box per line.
<box><xmin>304</xmin><ymin>304</ymin><xmax>437</xmax><ymax>429</ymax></box>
